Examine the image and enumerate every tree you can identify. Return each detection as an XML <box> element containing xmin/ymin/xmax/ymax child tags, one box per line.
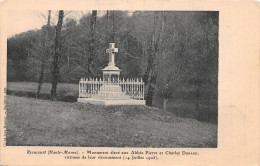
<box><xmin>156</xmin><ymin>14</ymin><xmax>180</xmax><ymax>110</ymax></box>
<box><xmin>87</xmin><ymin>10</ymin><xmax>97</xmax><ymax>76</ymax></box>
<box><xmin>111</xmin><ymin>10</ymin><xmax>116</xmax><ymax>42</ymax></box>
<box><xmin>143</xmin><ymin>12</ymin><xmax>165</xmax><ymax>106</ymax></box>
<box><xmin>7</xmin><ymin>30</ymin><xmax>41</xmax><ymax>81</ymax></box>
<box><xmin>156</xmin><ymin>12</ymin><xmax>218</xmax><ymax>113</ymax></box>
<box><xmin>36</xmin><ymin>10</ymin><xmax>51</xmax><ymax>98</ymax></box>
<box><xmin>50</xmin><ymin>10</ymin><xmax>64</xmax><ymax>100</ymax></box>
<box><xmin>188</xmin><ymin>17</ymin><xmax>218</xmax><ymax>121</ymax></box>
<box><xmin>7</xmin><ymin>11</ymin><xmax>218</xmax><ymax>118</ymax></box>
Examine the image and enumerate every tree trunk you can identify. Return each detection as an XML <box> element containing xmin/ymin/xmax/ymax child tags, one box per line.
<box><xmin>143</xmin><ymin>45</ymin><xmax>155</xmax><ymax>106</ymax></box>
<box><xmin>163</xmin><ymin>98</ymin><xmax>168</xmax><ymax>111</ymax></box>
<box><xmin>195</xmin><ymin>81</ymin><xmax>201</xmax><ymax>118</ymax></box>
<box><xmin>87</xmin><ymin>10</ymin><xmax>97</xmax><ymax>76</ymax></box>
<box><xmin>146</xmin><ymin>84</ymin><xmax>154</xmax><ymax>106</ymax></box>
<box><xmin>47</xmin><ymin>10</ymin><xmax>51</xmax><ymax>25</ymax></box>
<box><xmin>143</xmin><ymin>13</ymin><xmax>160</xmax><ymax>106</ymax></box>
<box><xmin>36</xmin><ymin>10</ymin><xmax>51</xmax><ymax>98</ymax></box>
<box><xmin>50</xmin><ymin>10</ymin><xmax>64</xmax><ymax>100</ymax></box>
<box><xmin>36</xmin><ymin>59</ymin><xmax>46</xmax><ymax>98</ymax></box>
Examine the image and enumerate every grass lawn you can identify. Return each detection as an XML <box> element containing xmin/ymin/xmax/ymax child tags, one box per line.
<box><xmin>6</xmin><ymin>95</ymin><xmax>217</xmax><ymax>147</ymax></box>
<box><xmin>7</xmin><ymin>82</ymin><xmax>78</xmax><ymax>102</ymax></box>
<box><xmin>7</xmin><ymin>82</ymin><xmax>78</xmax><ymax>94</ymax></box>
<box><xmin>7</xmin><ymin>82</ymin><xmax>218</xmax><ymax>123</ymax></box>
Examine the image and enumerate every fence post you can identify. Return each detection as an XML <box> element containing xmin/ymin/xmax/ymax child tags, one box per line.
<box><xmin>131</xmin><ymin>79</ymin><xmax>134</xmax><ymax>98</ymax></box>
<box><xmin>79</xmin><ymin>78</ymin><xmax>81</xmax><ymax>98</ymax></box>
<box><xmin>83</xmin><ymin>77</ymin><xmax>85</xmax><ymax>97</ymax></box>
<box><xmin>143</xmin><ymin>81</ymin><xmax>144</xmax><ymax>100</ymax></box>
<box><xmin>137</xmin><ymin>78</ymin><xmax>139</xmax><ymax>100</ymax></box>
<box><xmin>105</xmin><ymin>79</ymin><xmax>106</xmax><ymax>100</ymax></box>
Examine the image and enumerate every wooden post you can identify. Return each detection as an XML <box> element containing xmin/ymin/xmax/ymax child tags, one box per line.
<box><xmin>131</xmin><ymin>79</ymin><xmax>134</xmax><ymax>98</ymax></box>
<box><xmin>129</xmin><ymin>79</ymin><xmax>131</xmax><ymax>94</ymax></box>
<box><xmin>143</xmin><ymin>81</ymin><xmax>144</xmax><ymax>100</ymax></box>
<box><xmin>141</xmin><ymin>78</ymin><xmax>144</xmax><ymax>100</ymax></box>
<box><xmin>83</xmin><ymin>77</ymin><xmax>85</xmax><ymax>97</ymax></box>
<box><xmin>85</xmin><ymin>77</ymin><xmax>87</xmax><ymax>96</ymax></box>
<box><xmin>126</xmin><ymin>78</ymin><xmax>128</xmax><ymax>94</ymax></box>
<box><xmin>123</xmin><ymin>78</ymin><xmax>126</xmax><ymax>92</ymax></box>
<box><xmin>92</xmin><ymin>78</ymin><xmax>94</xmax><ymax>95</ymax></box>
<box><xmin>98</xmin><ymin>77</ymin><xmax>100</xmax><ymax>92</ymax></box>
<box><xmin>137</xmin><ymin>78</ymin><xmax>140</xmax><ymax>100</ymax></box>
<box><xmin>139</xmin><ymin>79</ymin><xmax>141</xmax><ymax>100</ymax></box>
<box><xmin>86</xmin><ymin>77</ymin><xmax>88</xmax><ymax>96</ymax></box>
<box><xmin>79</xmin><ymin>79</ymin><xmax>81</xmax><ymax>98</ymax></box>
<box><xmin>105</xmin><ymin>79</ymin><xmax>106</xmax><ymax>100</ymax></box>
<box><xmin>88</xmin><ymin>77</ymin><xmax>89</xmax><ymax>95</ymax></box>
<box><xmin>95</xmin><ymin>77</ymin><xmax>97</xmax><ymax>93</ymax></box>
<box><xmin>86</xmin><ymin>77</ymin><xmax>88</xmax><ymax>97</ymax></box>
<box><xmin>133</xmin><ymin>79</ymin><xmax>135</xmax><ymax>99</ymax></box>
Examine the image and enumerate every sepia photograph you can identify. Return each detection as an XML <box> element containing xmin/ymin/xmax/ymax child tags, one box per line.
<box><xmin>5</xmin><ymin>10</ymin><xmax>218</xmax><ymax>147</ymax></box>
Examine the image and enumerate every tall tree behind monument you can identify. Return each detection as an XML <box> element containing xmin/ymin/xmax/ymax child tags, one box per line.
<box><xmin>36</xmin><ymin>10</ymin><xmax>51</xmax><ymax>98</ymax></box>
<box><xmin>50</xmin><ymin>10</ymin><xmax>64</xmax><ymax>100</ymax></box>
<box><xmin>112</xmin><ymin>11</ymin><xmax>116</xmax><ymax>42</ymax></box>
<box><xmin>143</xmin><ymin>12</ymin><xmax>165</xmax><ymax>106</ymax></box>
<box><xmin>87</xmin><ymin>10</ymin><xmax>97</xmax><ymax>76</ymax></box>
<box><xmin>106</xmin><ymin>10</ymin><xmax>116</xmax><ymax>43</ymax></box>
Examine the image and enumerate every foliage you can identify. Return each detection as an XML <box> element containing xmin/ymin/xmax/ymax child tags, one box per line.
<box><xmin>7</xmin><ymin>11</ymin><xmax>218</xmax><ymax>115</ymax></box>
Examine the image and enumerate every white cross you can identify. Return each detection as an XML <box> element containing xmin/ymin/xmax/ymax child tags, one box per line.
<box><xmin>106</xmin><ymin>43</ymin><xmax>118</xmax><ymax>66</ymax></box>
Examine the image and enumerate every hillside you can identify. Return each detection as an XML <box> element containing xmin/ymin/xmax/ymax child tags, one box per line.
<box><xmin>5</xmin><ymin>95</ymin><xmax>217</xmax><ymax>147</ymax></box>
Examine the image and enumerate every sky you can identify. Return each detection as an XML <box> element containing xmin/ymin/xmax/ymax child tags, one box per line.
<box><xmin>6</xmin><ymin>10</ymin><xmax>96</xmax><ymax>38</ymax></box>
<box><xmin>7</xmin><ymin>10</ymin><xmax>135</xmax><ymax>38</ymax></box>
<box><xmin>7</xmin><ymin>10</ymin><xmax>134</xmax><ymax>38</ymax></box>
<box><xmin>7</xmin><ymin>10</ymin><xmax>47</xmax><ymax>37</ymax></box>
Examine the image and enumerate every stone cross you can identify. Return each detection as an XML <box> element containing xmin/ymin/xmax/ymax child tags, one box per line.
<box><xmin>106</xmin><ymin>43</ymin><xmax>118</xmax><ymax>66</ymax></box>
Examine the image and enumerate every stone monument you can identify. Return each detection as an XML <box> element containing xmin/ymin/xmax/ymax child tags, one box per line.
<box><xmin>77</xmin><ymin>43</ymin><xmax>145</xmax><ymax>106</ymax></box>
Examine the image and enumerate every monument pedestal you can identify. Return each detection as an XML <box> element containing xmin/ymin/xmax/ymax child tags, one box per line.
<box><xmin>77</xmin><ymin>98</ymin><xmax>145</xmax><ymax>106</ymax></box>
<box><xmin>97</xmin><ymin>84</ymin><xmax>130</xmax><ymax>100</ymax></box>
<box><xmin>78</xmin><ymin>84</ymin><xmax>145</xmax><ymax>105</ymax></box>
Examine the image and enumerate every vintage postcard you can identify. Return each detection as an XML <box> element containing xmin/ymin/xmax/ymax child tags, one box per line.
<box><xmin>0</xmin><ymin>0</ymin><xmax>259</xmax><ymax>165</ymax></box>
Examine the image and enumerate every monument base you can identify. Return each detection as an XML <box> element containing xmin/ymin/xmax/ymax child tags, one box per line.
<box><xmin>77</xmin><ymin>98</ymin><xmax>146</xmax><ymax>106</ymax></box>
